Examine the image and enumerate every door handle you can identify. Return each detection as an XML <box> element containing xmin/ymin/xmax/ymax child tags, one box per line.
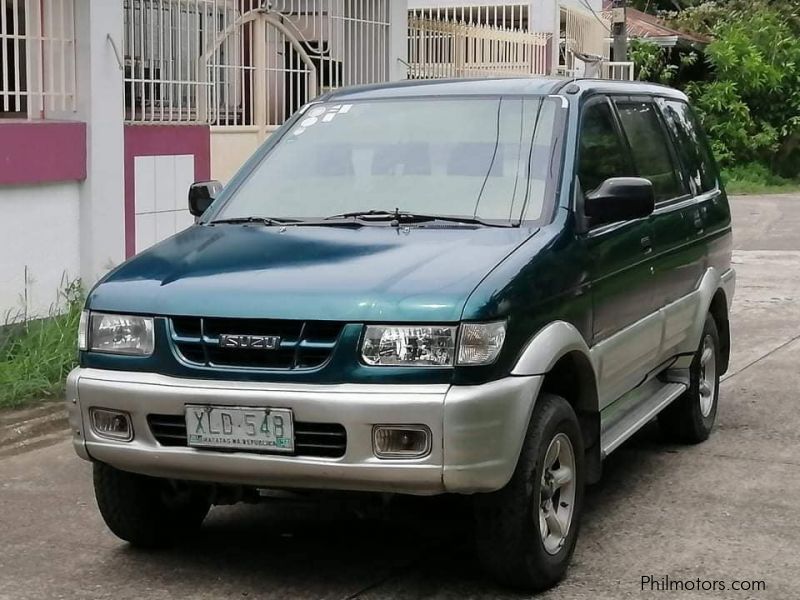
<box><xmin>693</xmin><ymin>209</ymin><xmax>704</xmax><ymax>232</ymax></box>
<box><xmin>640</xmin><ymin>235</ymin><xmax>653</xmax><ymax>253</ymax></box>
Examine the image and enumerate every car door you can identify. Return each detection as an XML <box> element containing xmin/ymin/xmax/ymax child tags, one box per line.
<box><xmin>617</xmin><ymin>97</ymin><xmax>708</xmax><ymax>362</ymax></box>
<box><xmin>660</xmin><ymin>99</ymin><xmax>732</xmax><ymax>276</ymax></box>
<box><xmin>577</xmin><ymin>96</ymin><xmax>659</xmax><ymax>408</ymax></box>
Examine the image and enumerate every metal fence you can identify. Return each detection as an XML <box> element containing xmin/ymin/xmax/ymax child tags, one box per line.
<box><xmin>0</xmin><ymin>0</ymin><xmax>76</xmax><ymax>119</ymax></box>
<box><xmin>558</xmin><ymin>4</ymin><xmax>610</xmax><ymax>76</ymax></box>
<box><xmin>409</xmin><ymin>3</ymin><xmax>530</xmax><ymax>30</ymax></box>
<box><xmin>408</xmin><ymin>15</ymin><xmax>550</xmax><ymax>79</ymax></box>
<box><xmin>123</xmin><ymin>0</ymin><xmax>392</xmax><ymax>128</ymax></box>
<box><xmin>124</xmin><ymin>0</ymin><xmax>223</xmax><ymax>123</ymax></box>
<box><xmin>603</xmin><ymin>60</ymin><xmax>634</xmax><ymax>80</ymax></box>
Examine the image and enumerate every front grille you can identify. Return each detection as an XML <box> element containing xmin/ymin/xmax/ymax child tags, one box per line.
<box><xmin>147</xmin><ymin>414</ymin><xmax>347</xmax><ymax>458</ymax></box>
<box><xmin>169</xmin><ymin>317</ymin><xmax>344</xmax><ymax>371</ymax></box>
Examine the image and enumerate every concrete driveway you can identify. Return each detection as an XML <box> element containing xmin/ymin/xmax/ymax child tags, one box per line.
<box><xmin>1</xmin><ymin>195</ymin><xmax>798</xmax><ymax>599</ymax></box>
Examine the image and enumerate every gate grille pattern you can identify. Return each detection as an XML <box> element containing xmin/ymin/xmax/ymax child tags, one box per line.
<box><xmin>0</xmin><ymin>0</ymin><xmax>76</xmax><ymax>119</ymax></box>
<box><xmin>408</xmin><ymin>15</ymin><xmax>549</xmax><ymax>79</ymax></box>
<box><xmin>123</xmin><ymin>0</ymin><xmax>391</xmax><ymax>127</ymax></box>
<box><xmin>558</xmin><ymin>5</ymin><xmax>610</xmax><ymax>77</ymax></box>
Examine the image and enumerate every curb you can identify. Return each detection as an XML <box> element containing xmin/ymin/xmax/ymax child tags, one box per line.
<box><xmin>0</xmin><ymin>401</ymin><xmax>70</xmax><ymax>458</ymax></box>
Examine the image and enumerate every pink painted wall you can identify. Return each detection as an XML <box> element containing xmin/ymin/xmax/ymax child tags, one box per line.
<box><xmin>0</xmin><ymin>121</ymin><xmax>86</xmax><ymax>185</ymax></box>
<box><xmin>123</xmin><ymin>124</ymin><xmax>210</xmax><ymax>257</ymax></box>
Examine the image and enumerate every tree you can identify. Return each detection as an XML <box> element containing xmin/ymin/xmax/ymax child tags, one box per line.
<box><xmin>630</xmin><ymin>39</ymin><xmax>697</xmax><ymax>86</ymax></box>
<box><xmin>686</xmin><ymin>6</ymin><xmax>800</xmax><ymax>173</ymax></box>
<box><xmin>631</xmin><ymin>1</ymin><xmax>800</xmax><ymax>174</ymax></box>
<box><xmin>630</xmin><ymin>0</ymin><xmax>704</xmax><ymax>13</ymax></box>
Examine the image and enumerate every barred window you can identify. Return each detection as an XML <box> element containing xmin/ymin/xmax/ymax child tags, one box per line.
<box><xmin>0</xmin><ymin>0</ymin><xmax>76</xmax><ymax>119</ymax></box>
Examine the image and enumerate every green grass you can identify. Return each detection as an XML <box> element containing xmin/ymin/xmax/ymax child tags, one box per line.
<box><xmin>722</xmin><ymin>163</ymin><xmax>800</xmax><ymax>195</ymax></box>
<box><xmin>0</xmin><ymin>282</ymin><xmax>82</xmax><ymax>409</ymax></box>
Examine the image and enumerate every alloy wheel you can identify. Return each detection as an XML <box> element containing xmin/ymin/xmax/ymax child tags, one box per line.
<box><xmin>698</xmin><ymin>334</ymin><xmax>717</xmax><ymax>418</ymax></box>
<box><xmin>537</xmin><ymin>432</ymin><xmax>576</xmax><ymax>555</ymax></box>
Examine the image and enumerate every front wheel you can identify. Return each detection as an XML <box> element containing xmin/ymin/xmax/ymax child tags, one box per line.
<box><xmin>474</xmin><ymin>393</ymin><xmax>585</xmax><ymax>591</ymax></box>
<box><xmin>93</xmin><ymin>463</ymin><xmax>211</xmax><ymax>548</ymax></box>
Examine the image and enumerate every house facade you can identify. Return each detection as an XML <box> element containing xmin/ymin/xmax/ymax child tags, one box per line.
<box><xmin>0</xmin><ymin>0</ymin><xmax>623</xmax><ymax>321</ymax></box>
<box><xmin>0</xmin><ymin>0</ymin><xmax>406</xmax><ymax>319</ymax></box>
<box><xmin>407</xmin><ymin>0</ymin><xmax>613</xmax><ymax>76</ymax></box>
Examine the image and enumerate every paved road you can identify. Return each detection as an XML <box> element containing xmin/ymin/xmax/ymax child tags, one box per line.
<box><xmin>2</xmin><ymin>195</ymin><xmax>799</xmax><ymax>599</ymax></box>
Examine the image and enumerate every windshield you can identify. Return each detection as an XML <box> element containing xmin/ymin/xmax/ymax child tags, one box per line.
<box><xmin>212</xmin><ymin>96</ymin><xmax>563</xmax><ymax>224</ymax></box>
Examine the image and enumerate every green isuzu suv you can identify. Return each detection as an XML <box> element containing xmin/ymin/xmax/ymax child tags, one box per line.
<box><xmin>68</xmin><ymin>77</ymin><xmax>734</xmax><ymax>591</ymax></box>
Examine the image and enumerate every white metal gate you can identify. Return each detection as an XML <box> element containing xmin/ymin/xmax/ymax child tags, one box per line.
<box><xmin>123</xmin><ymin>0</ymin><xmax>391</xmax><ymax>131</ymax></box>
<box><xmin>558</xmin><ymin>4</ymin><xmax>609</xmax><ymax>77</ymax></box>
<box><xmin>408</xmin><ymin>15</ymin><xmax>550</xmax><ymax>79</ymax></box>
<box><xmin>202</xmin><ymin>10</ymin><xmax>319</xmax><ymax>137</ymax></box>
<box><xmin>123</xmin><ymin>1</ymin><xmax>393</xmax><ymax>180</ymax></box>
<box><xmin>0</xmin><ymin>0</ymin><xmax>76</xmax><ymax>119</ymax></box>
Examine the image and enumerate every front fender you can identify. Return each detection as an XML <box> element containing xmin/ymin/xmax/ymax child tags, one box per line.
<box><xmin>511</xmin><ymin>320</ymin><xmax>596</xmax><ymax>377</ymax></box>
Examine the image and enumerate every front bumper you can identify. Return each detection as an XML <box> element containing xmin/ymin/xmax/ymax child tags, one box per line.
<box><xmin>66</xmin><ymin>368</ymin><xmax>541</xmax><ymax>495</ymax></box>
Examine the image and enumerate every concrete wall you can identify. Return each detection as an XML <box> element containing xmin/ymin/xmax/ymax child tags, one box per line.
<box><xmin>124</xmin><ymin>124</ymin><xmax>211</xmax><ymax>256</ymax></box>
<box><xmin>210</xmin><ymin>127</ymin><xmax>262</xmax><ymax>183</ymax></box>
<box><xmin>0</xmin><ymin>121</ymin><xmax>85</xmax><ymax>318</ymax></box>
<box><xmin>0</xmin><ymin>183</ymin><xmax>81</xmax><ymax>319</ymax></box>
<box><xmin>0</xmin><ymin>0</ymin><xmax>124</xmax><ymax>319</ymax></box>
<box><xmin>74</xmin><ymin>0</ymin><xmax>126</xmax><ymax>284</ymax></box>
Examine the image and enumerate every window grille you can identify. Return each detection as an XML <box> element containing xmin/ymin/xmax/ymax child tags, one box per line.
<box><xmin>123</xmin><ymin>0</ymin><xmax>392</xmax><ymax>127</ymax></box>
<box><xmin>0</xmin><ymin>0</ymin><xmax>76</xmax><ymax>119</ymax></box>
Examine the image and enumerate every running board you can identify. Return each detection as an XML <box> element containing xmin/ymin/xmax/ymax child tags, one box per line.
<box><xmin>600</xmin><ymin>380</ymin><xmax>688</xmax><ymax>457</ymax></box>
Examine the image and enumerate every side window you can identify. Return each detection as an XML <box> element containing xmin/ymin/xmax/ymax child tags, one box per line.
<box><xmin>615</xmin><ymin>101</ymin><xmax>686</xmax><ymax>203</ymax></box>
<box><xmin>577</xmin><ymin>101</ymin><xmax>633</xmax><ymax>196</ymax></box>
<box><xmin>662</xmin><ymin>100</ymin><xmax>717</xmax><ymax>194</ymax></box>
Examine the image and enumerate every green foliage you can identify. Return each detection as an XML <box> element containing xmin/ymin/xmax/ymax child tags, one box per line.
<box><xmin>676</xmin><ymin>3</ymin><xmax>800</xmax><ymax>176</ymax></box>
<box><xmin>685</xmin><ymin>80</ymin><xmax>778</xmax><ymax>166</ymax></box>
<box><xmin>630</xmin><ymin>39</ymin><xmax>697</xmax><ymax>86</ymax></box>
<box><xmin>722</xmin><ymin>162</ymin><xmax>800</xmax><ymax>195</ymax></box>
<box><xmin>630</xmin><ymin>0</ymin><xmax>707</xmax><ymax>13</ymax></box>
<box><xmin>667</xmin><ymin>1</ymin><xmax>734</xmax><ymax>37</ymax></box>
<box><xmin>0</xmin><ymin>281</ymin><xmax>83</xmax><ymax>409</ymax></box>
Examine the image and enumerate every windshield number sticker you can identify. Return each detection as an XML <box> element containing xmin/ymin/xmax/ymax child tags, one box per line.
<box><xmin>293</xmin><ymin>104</ymin><xmax>352</xmax><ymax>136</ymax></box>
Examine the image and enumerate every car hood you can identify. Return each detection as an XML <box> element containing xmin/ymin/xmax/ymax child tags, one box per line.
<box><xmin>89</xmin><ymin>224</ymin><xmax>537</xmax><ymax>322</ymax></box>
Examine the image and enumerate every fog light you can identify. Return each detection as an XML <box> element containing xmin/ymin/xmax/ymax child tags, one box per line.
<box><xmin>90</xmin><ymin>408</ymin><xmax>133</xmax><ymax>441</ymax></box>
<box><xmin>373</xmin><ymin>426</ymin><xmax>431</xmax><ymax>459</ymax></box>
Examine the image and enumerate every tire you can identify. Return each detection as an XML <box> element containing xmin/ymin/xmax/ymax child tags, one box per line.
<box><xmin>474</xmin><ymin>393</ymin><xmax>585</xmax><ymax>591</ymax></box>
<box><xmin>93</xmin><ymin>462</ymin><xmax>211</xmax><ymax>548</ymax></box>
<box><xmin>658</xmin><ymin>313</ymin><xmax>720</xmax><ymax>443</ymax></box>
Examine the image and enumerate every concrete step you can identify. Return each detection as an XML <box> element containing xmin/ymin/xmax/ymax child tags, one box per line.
<box><xmin>0</xmin><ymin>401</ymin><xmax>69</xmax><ymax>457</ymax></box>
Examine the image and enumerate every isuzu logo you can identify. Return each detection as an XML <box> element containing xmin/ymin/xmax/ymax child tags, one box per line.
<box><xmin>218</xmin><ymin>334</ymin><xmax>281</xmax><ymax>350</ymax></box>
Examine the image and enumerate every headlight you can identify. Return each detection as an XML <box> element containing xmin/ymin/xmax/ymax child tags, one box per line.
<box><xmin>87</xmin><ymin>312</ymin><xmax>155</xmax><ymax>356</ymax></box>
<box><xmin>362</xmin><ymin>325</ymin><xmax>457</xmax><ymax>366</ymax></box>
<box><xmin>361</xmin><ymin>321</ymin><xmax>507</xmax><ymax>367</ymax></box>
<box><xmin>458</xmin><ymin>321</ymin><xmax>507</xmax><ymax>365</ymax></box>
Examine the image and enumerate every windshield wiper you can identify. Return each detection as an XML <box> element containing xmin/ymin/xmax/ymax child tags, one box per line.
<box><xmin>324</xmin><ymin>209</ymin><xmax>514</xmax><ymax>228</ymax></box>
<box><xmin>207</xmin><ymin>216</ymin><xmax>301</xmax><ymax>226</ymax></box>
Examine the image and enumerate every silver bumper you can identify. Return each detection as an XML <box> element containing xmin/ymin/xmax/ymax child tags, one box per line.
<box><xmin>66</xmin><ymin>368</ymin><xmax>542</xmax><ymax>495</ymax></box>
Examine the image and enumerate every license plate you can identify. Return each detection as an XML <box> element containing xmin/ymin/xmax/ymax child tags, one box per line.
<box><xmin>185</xmin><ymin>405</ymin><xmax>294</xmax><ymax>452</ymax></box>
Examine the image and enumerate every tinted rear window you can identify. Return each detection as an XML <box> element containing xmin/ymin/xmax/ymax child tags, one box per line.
<box><xmin>662</xmin><ymin>100</ymin><xmax>718</xmax><ymax>194</ymax></box>
<box><xmin>615</xmin><ymin>101</ymin><xmax>685</xmax><ymax>203</ymax></box>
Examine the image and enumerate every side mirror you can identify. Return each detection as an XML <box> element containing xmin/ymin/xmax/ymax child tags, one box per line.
<box><xmin>188</xmin><ymin>180</ymin><xmax>223</xmax><ymax>217</ymax></box>
<box><xmin>584</xmin><ymin>177</ymin><xmax>655</xmax><ymax>226</ymax></box>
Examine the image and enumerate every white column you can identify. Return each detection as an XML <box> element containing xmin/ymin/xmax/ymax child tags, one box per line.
<box><xmin>531</xmin><ymin>0</ymin><xmax>561</xmax><ymax>74</ymax></box>
<box><xmin>74</xmin><ymin>0</ymin><xmax>126</xmax><ymax>284</ymax></box>
<box><xmin>388</xmin><ymin>0</ymin><xmax>409</xmax><ymax>81</ymax></box>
